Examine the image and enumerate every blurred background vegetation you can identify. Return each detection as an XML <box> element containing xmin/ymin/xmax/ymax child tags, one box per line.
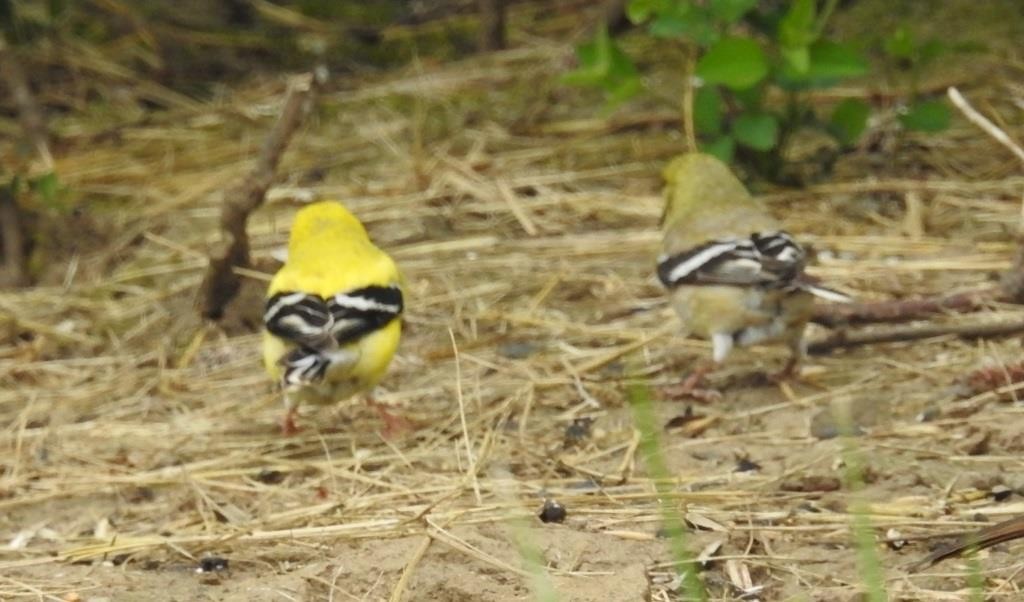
<box><xmin>1</xmin><ymin>0</ymin><xmax>1023</xmax><ymax>289</ymax></box>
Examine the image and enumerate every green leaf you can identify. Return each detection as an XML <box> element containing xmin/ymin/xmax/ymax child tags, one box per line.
<box><xmin>702</xmin><ymin>135</ymin><xmax>735</xmax><ymax>163</ymax></box>
<box><xmin>647</xmin><ymin>3</ymin><xmax>717</xmax><ymax>45</ymax></box>
<box><xmin>562</xmin><ymin>28</ymin><xmax>641</xmax><ymax>104</ymax></box>
<box><xmin>732</xmin><ymin>112</ymin><xmax>778</xmax><ymax>151</ymax></box>
<box><xmin>830</xmin><ymin>98</ymin><xmax>870</xmax><ymax>145</ymax></box>
<box><xmin>696</xmin><ymin>37</ymin><xmax>767</xmax><ymax>90</ymax></box>
<box><xmin>693</xmin><ymin>86</ymin><xmax>723</xmax><ymax>135</ymax></box>
<box><xmin>883</xmin><ymin>26</ymin><xmax>915</xmax><ymax>60</ymax></box>
<box><xmin>29</xmin><ymin>171</ymin><xmax>65</xmax><ymax>210</ymax></box>
<box><xmin>782</xmin><ymin>45</ymin><xmax>810</xmax><ymax>74</ymax></box>
<box><xmin>806</xmin><ymin>40</ymin><xmax>868</xmax><ymax>79</ymax></box>
<box><xmin>626</xmin><ymin>0</ymin><xmax>670</xmax><ymax>23</ymax></box>
<box><xmin>900</xmin><ymin>99</ymin><xmax>951</xmax><ymax>132</ymax></box>
<box><xmin>708</xmin><ymin>0</ymin><xmax>757</xmax><ymax>24</ymax></box>
<box><xmin>47</xmin><ymin>0</ymin><xmax>67</xmax><ymax>19</ymax></box>
<box><xmin>778</xmin><ymin>0</ymin><xmax>816</xmax><ymax>49</ymax></box>
<box><xmin>918</xmin><ymin>39</ymin><xmax>947</xmax><ymax>64</ymax></box>
<box><xmin>732</xmin><ymin>84</ymin><xmax>764</xmax><ymax>110</ymax></box>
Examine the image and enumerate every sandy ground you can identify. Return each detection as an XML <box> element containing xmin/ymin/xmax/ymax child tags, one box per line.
<box><xmin>3</xmin><ymin>2</ymin><xmax>1024</xmax><ymax>600</ymax></box>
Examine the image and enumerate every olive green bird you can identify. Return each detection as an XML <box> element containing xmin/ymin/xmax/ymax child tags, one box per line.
<box><xmin>656</xmin><ymin>153</ymin><xmax>849</xmax><ymax>397</ymax></box>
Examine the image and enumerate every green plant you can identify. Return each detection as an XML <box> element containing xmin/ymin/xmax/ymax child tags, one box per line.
<box><xmin>880</xmin><ymin>25</ymin><xmax>952</xmax><ymax>133</ymax></box>
<box><xmin>628</xmin><ymin>379</ymin><xmax>707</xmax><ymax>601</ymax></box>
<box><xmin>564</xmin><ymin>0</ymin><xmax>871</xmax><ymax>178</ymax></box>
<box><xmin>564</xmin><ymin>2</ymin><xmax>966</xmax><ymax>177</ymax></box>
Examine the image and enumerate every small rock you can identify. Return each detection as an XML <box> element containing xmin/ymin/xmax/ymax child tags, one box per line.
<box><xmin>885</xmin><ymin>528</ymin><xmax>907</xmax><ymax>550</ymax></box>
<box><xmin>197</xmin><ymin>556</ymin><xmax>229</xmax><ymax>573</ymax></box>
<box><xmin>498</xmin><ymin>342</ymin><xmax>536</xmax><ymax>359</ymax></box>
<box><xmin>734</xmin><ymin>457</ymin><xmax>761</xmax><ymax>473</ymax></box>
<box><xmin>538</xmin><ymin>499</ymin><xmax>566</xmax><ymax>524</ymax></box>
<box><xmin>255</xmin><ymin>469</ymin><xmax>287</xmax><ymax>485</ymax></box>
<box><xmin>780</xmin><ymin>475</ymin><xmax>842</xmax><ymax>493</ymax></box>
<box><xmin>992</xmin><ymin>484</ymin><xmax>1013</xmax><ymax>501</ymax></box>
<box><xmin>563</xmin><ymin>417</ymin><xmax>594</xmax><ymax>447</ymax></box>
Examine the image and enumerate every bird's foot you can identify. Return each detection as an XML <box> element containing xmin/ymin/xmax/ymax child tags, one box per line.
<box><xmin>768</xmin><ymin>356</ymin><xmax>801</xmax><ymax>384</ymax></box>
<box><xmin>661</xmin><ymin>365</ymin><xmax>722</xmax><ymax>402</ymax></box>
<box><xmin>280</xmin><ymin>408</ymin><xmax>302</xmax><ymax>436</ymax></box>
<box><xmin>367</xmin><ymin>398</ymin><xmax>413</xmax><ymax>439</ymax></box>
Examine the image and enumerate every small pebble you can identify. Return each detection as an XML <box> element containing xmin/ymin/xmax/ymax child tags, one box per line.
<box><xmin>539</xmin><ymin>499</ymin><xmax>567</xmax><ymax>524</ymax></box>
<box><xmin>197</xmin><ymin>556</ymin><xmax>229</xmax><ymax>573</ymax></box>
<box><xmin>499</xmin><ymin>342</ymin><xmax>536</xmax><ymax>359</ymax></box>
<box><xmin>885</xmin><ymin>528</ymin><xmax>907</xmax><ymax>550</ymax></box>
<box><xmin>255</xmin><ymin>469</ymin><xmax>286</xmax><ymax>485</ymax></box>
<box><xmin>734</xmin><ymin>457</ymin><xmax>761</xmax><ymax>473</ymax></box>
<box><xmin>563</xmin><ymin>417</ymin><xmax>594</xmax><ymax>447</ymax></box>
<box><xmin>992</xmin><ymin>484</ymin><xmax>1013</xmax><ymax>501</ymax></box>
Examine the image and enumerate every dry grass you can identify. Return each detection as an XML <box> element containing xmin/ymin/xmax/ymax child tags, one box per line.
<box><xmin>3</xmin><ymin>5</ymin><xmax>1024</xmax><ymax>601</ymax></box>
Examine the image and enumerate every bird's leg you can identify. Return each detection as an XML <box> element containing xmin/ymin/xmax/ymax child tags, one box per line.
<box><xmin>662</xmin><ymin>361</ymin><xmax>722</xmax><ymax>402</ymax></box>
<box><xmin>280</xmin><ymin>391</ymin><xmax>301</xmax><ymax>436</ymax></box>
<box><xmin>281</xmin><ymin>407</ymin><xmax>301</xmax><ymax>436</ymax></box>
<box><xmin>365</xmin><ymin>395</ymin><xmax>412</xmax><ymax>439</ymax></box>
<box><xmin>665</xmin><ymin>332</ymin><xmax>733</xmax><ymax>401</ymax></box>
<box><xmin>770</xmin><ymin>336</ymin><xmax>806</xmax><ymax>383</ymax></box>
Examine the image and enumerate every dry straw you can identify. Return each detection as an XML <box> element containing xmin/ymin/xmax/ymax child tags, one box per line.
<box><xmin>2</xmin><ymin>8</ymin><xmax>1024</xmax><ymax>600</ymax></box>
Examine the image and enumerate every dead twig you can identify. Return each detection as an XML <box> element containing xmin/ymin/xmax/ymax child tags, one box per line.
<box><xmin>0</xmin><ymin>41</ymin><xmax>53</xmax><ymax>169</ymax></box>
<box><xmin>198</xmin><ymin>67</ymin><xmax>325</xmax><ymax>319</ymax></box>
<box><xmin>603</xmin><ymin>0</ymin><xmax>632</xmax><ymax>35</ymax></box>
<box><xmin>0</xmin><ymin>190</ymin><xmax>28</xmax><ymax>288</ymax></box>
<box><xmin>947</xmin><ymin>87</ymin><xmax>1024</xmax><ymax>302</ymax></box>
<box><xmin>477</xmin><ymin>0</ymin><xmax>506</xmax><ymax>51</ymax></box>
<box><xmin>0</xmin><ymin>41</ymin><xmax>53</xmax><ymax>288</ymax></box>
<box><xmin>808</xmin><ymin>317</ymin><xmax>1024</xmax><ymax>355</ymax></box>
<box><xmin>947</xmin><ymin>87</ymin><xmax>1024</xmax><ymax>165</ymax></box>
<box><xmin>909</xmin><ymin>514</ymin><xmax>1024</xmax><ymax>572</ymax></box>
<box><xmin>810</xmin><ymin>289</ymin><xmax>995</xmax><ymax>328</ymax></box>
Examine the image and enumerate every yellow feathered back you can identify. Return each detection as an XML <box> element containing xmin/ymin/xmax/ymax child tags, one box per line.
<box><xmin>263</xmin><ymin>200</ymin><xmax>403</xmax><ymax>405</ymax></box>
<box><xmin>269</xmin><ymin>201</ymin><xmax>401</xmax><ymax>299</ymax></box>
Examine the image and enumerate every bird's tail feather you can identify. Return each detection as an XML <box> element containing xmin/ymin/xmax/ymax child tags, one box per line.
<box><xmin>802</xmin><ymin>283</ymin><xmax>853</xmax><ymax>303</ymax></box>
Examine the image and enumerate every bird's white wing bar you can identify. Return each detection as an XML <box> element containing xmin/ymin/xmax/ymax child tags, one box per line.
<box><xmin>328</xmin><ymin>284</ymin><xmax>404</xmax><ymax>345</ymax></box>
<box><xmin>657</xmin><ymin>238</ymin><xmax>774</xmax><ymax>288</ymax></box>
<box><xmin>280</xmin><ymin>348</ymin><xmax>329</xmax><ymax>387</ymax></box>
<box><xmin>264</xmin><ymin>292</ymin><xmax>333</xmax><ymax>347</ymax></box>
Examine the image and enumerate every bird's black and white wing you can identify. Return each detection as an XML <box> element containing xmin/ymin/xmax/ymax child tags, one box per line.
<box><xmin>753</xmin><ymin>231</ymin><xmax>851</xmax><ymax>301</ymax></box>
<box><xmin>657</xmin><ymin>230</ymin><xmax>851</xmax><ymax>302</ymax></box>
<box><xmin>657</xmin><ymin>237</ymin><xmax>779</xmax><ymax>288</ymax></box>
<box><xmin>264</xmin><ymin>292</ymin><xmax>333</xmax><ymax>348</ymax></box>
<box><xmin>279</xmin><ymin>346</ymin><xmax>330</xmax><ymax>387</ymax></box>
<box><xmin>327</xmin><ymin>284</ymin><xmax>404</xmax><ymax>345</ymax></box>
<box><xmin>751</xmin><ymin>231</ymin><xmax>805</xmax><ymax>280</ymax></box>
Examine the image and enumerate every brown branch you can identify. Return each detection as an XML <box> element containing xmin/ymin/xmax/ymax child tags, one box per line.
<box><xmin>198</xmin><ymin>68</ymin><xmax>325</xmax><ymax>320</ymax></box>
<box><xmin>476</xmin><ymin>0</ymin><xmax>506</xmax><ymax>51</ymax></box>
<box><xmin>908</xmin><ymin>514</ymin><xmax>1024</xmax><ymax>572</ymax></box>
<box><xmin>1000</xmin><ymin>245</ymin><xmax>1024</xmax><ymax>304</ymax></box>
<box><xmin>0</xmin><ymin>189</ymin><xmax>27</xmax><ymax>287</ymax></box>
<box><xmin>810</xmin><ymin>289</ymin><xmax>996</xmax><ymax>328</ymax></box>
<box><xmin>808</xmin><ymin>317</ymin><xmax>1024</xmax><ymax>355</ymax></box>
<box><xmin>0</xmin><ymin>41</ymin><xmax>52</xmax><ymax>288</ymax></box>
<box><xmin>603</xmin><ymin>0</ymin><xmax>631</xmax><ymax>35</ymax></box>
<box><xmin>0</xmin><ymin>42</ymin><xmax>52</xmax><ymax>168</ymax></box>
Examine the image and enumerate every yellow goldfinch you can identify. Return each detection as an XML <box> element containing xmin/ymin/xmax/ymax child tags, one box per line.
<box><xmin>656</xmin><ymin>153</ymin><xmax>848</xmax><ymax>397</ymax></box>
<box><xmin>263</xmin><ymin>201</ymin><xmax>404</xmax><ymax>434</ymax></box>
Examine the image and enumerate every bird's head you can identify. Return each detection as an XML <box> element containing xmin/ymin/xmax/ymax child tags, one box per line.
<box><xmin>660</xmin><ymin>152</ymin><xmax>751</xmax><ymax>229</ymax></box>
<box><xmin>289</xmin><ymin>201</ymin><xmax>368</xmax><ymax>248</ymax></box>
